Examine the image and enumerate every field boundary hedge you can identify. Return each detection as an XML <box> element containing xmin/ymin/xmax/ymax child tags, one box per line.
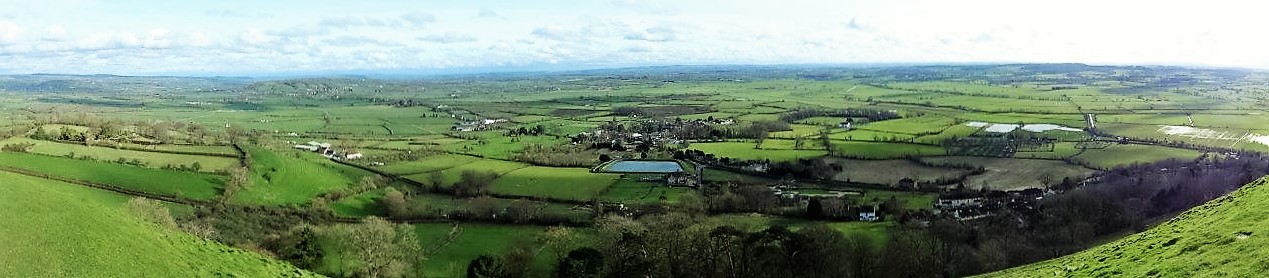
<box><xmin>41</xmin><ymin>138</ymin><xmax>240</xmax><ymax>158</ymax></box>
<box><xmin>0</xmin><ymin>164</ymin><xmax>210</xmax><ymax>206</ymax></box>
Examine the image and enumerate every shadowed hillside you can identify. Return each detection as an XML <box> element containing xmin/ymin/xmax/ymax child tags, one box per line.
<box><xmin>986</xmin><ymin>177</ymin><xmax>1269</xmax><ymax>277</ymax></box>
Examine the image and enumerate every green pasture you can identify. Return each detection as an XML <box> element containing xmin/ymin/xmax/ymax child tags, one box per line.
<box><xmin>0</xmin><ymin>171</ymin><xmax>317</xmax><ymax>277</ymax></box>
<box><xmin>490</xmin><ymin>167</ymin><xmax>618</xmax><ymax>201</ymax></box>
<box><xmin>0</xmin><ymin>137</ymin><xmax>238</xmax><ymax>172</ymax></box>
<box><xmin>0</xmin><ymin>152</ymin><xmax>224</xmax><ymax>200</ymax></box>
<box><xmin>235</xmin><ymin>146</ymin><xmax>374</xmax><ymax>205</ymax></box>
<box><xmin>689</xmin><ymin>141</ymin><xmax>827</xmax><ymax>162</ymax></box>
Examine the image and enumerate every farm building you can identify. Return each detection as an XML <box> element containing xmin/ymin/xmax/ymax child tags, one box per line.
<box><xmin>859</xmin><ymin>205</ymin><xmax>879</xmax><ymax>221</ymax></box>
<box><xmin>294</xmin><ymin>145</ymin><xmax>319</xmax><ymax>151</ymax></box>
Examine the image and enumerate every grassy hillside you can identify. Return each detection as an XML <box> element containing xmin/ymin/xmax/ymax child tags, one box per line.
<box><xmin>986</xmin><ymin>177</ymin><xmax>1269</xmax><ymax>277</ymax></box>
<box><xmin>235</xmin><ymin>146</ymin><xmax>373</xmax><ymax>205</ymax></box>
<box><xmin>0</xmin><ymin>171</ymin><xmax>319</xmax><ymax>277</ymax></box>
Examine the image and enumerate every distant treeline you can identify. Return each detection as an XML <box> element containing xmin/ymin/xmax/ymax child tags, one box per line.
<box><xmin>779</xmin><ymin>108</ymin><xmax>900</xmax><ymax>123</ymax></box>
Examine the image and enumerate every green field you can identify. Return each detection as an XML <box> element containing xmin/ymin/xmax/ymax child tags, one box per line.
<box><xmin>490</xmin><ymin>167</ymin><xmax>618</xmax><ymax>201</ymax></box>
<box><xmin>0</xmin><ymin>171</ymin><xmax>317</xmax><ymax>277</ymax></box>
<box><xmin>331</xmin><ymin>189</ymin><xmax>386</xmax><ymax>217</ymax></box>
<box><xmin>404</xmin><ymin>158</ymin><xmax>530</xmax><ymax>187</ymax></box>
<box><xmin>828</xmin><ymin>158</ymin><xmax>971</xmax><ymax>185</ymax></box>
<box><xmin>0</xmin><ymin>137</ymin><xmax>239</xmax><ymax>172</ymax></box>
<box><xmin>375</xmin><ymin>154</ymin><xmax>480</xmax><ymax>175</ymax></box>
<box><xmin>413</xmin><ymin>223</ymin><xmax>563</xmax><ymax>278</ymax></box>
<box><xmin>1073</xmin><ymin>143</ymin><xmax>1205</xmax><ymax>169</ymax></box>
<box><xmin>598</xmin><ymin>178</ymin><xmax>694</xmax><ymax>204</ymax></box>
<box><xmin>831</xmin><ymin>141</ymin><xmax>946</xmax><ymax>159</ymax></box>
<box><xmin>988</xmin><ymin>178</ymin><xmax>1269</xmax><ymax>277</ymax></box>
<box><xmin>857</xmin><ymin>115</ymin><xmax>959</xmax><ymax>135</ymax></box>
<box><xmin>703</xmin><ymin>168</ymin><xmax>777</xmax><ymax>184</ymax></box>
<box><xmin>920</xmin><ymin>156</ymin><xmax>1097</xmax><ymax>190</ymax></box>
<box><xmin>0</xmin><ymin>152</ymin><xmax>225</xmax><ymax>200</ymax></box>
<box><xmin>689</xmin><ymin>141</ymin><xmax>827</xmax><ymax>161</ymax></box>
<box><xmin>235</xmin><ymin>146</ymin><xmax>374</xmax><ymax>205</ymax></box>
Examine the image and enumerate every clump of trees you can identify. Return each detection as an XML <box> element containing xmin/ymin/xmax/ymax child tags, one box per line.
<box><xmin>737</xmin><ymin>121</ymin><xmax>790</xmax><ymax>139</ymax></box>
<box><xmin>453</xmin><ymin>170</ymin><xmax>497</xmax><ymax>197</ymax></box>
<box><xmin>779</xmin><ymin>108</ymin><xmax>900</xmax><ymax>123</ymax></box>
<box><xmin>514</xmin><ymin>144</ymin><xmax>597</xmax><ymax>167</ymax></box>
<box><xmin>321</xmin><ymin>217</ymin><xmax>423</xmax><ymax>278</ymax></box>
<box><xmin>1</xmin><ymin>142</ymin><xmax>34</xmax><ymax>152</ymax></box>
<box><xmin>611</xmin><ymin>106</ymin><xmax>643</xmax><ymax>117</ymax></box>
<box><xmin>529</xmin><ymin>214</ymin><xmax>874</xmax><ymax>278</ymax></box>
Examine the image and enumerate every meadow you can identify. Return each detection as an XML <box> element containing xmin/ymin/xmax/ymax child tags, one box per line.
<box><xmin>0</xmin><ymin>152</ymin><xmax>225</xmax><ymax>200</ymax></box>
<box><xmin>234</xmin><ymin>146</ymin><xmax>374</xmax><ymax>205</ymax></box>
<box><xmin>0</xmin><ymin>137</ymin><xmax>239</xmax><ymax>172</ymax></box>
<box><xmin>688</xmin><ymin>141</ymin><xmax>827</xmax><ymax>161</ymax></box>
<box><xmin>0</xmin><ymin>171</ymin><xmax>317</xmax><ymax>277</ymax></box>
<box><xmin>489</xmin><ymin>167</ymin><xmax>618</xmax><ymax>201</ymax></box>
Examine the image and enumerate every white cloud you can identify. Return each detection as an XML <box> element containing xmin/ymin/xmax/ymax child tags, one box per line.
<box><xmin>1</xmin><ymin>0</ymin><xmax>1269</xmax><ymax>74</ymax></box>
<box><xmin>0</xmin><ymin>21</ymin><xmax>23</xmax><ymax>45</ymax></box>
<box><xmin>420</xmin><ymin>33</ymin><xmax>477</xmax><ymax>44</ymax></box>
<box><xmin>401</xmin><ymin>12</ymin><xmax>436</xmax><ymax>26</ymax></box>
<box><xmin>477</xmin><ymin>8</ymin><xmax>499</xmax><ymax>18</ymax></box>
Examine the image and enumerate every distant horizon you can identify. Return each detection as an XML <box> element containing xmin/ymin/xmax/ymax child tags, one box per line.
<box><xmin>4</xmin><ymin>61</ymin><xmax>1263</xmax><ymax>79</ymax></box>
<box><xmin>2</xmin><ymin>0</ymin><xmax>1268</xmax><ymax>75</ymax></box>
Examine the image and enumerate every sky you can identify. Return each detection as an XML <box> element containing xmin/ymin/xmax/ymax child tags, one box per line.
<box><xmin>0</xmin><ymin>0</ymin><xmax>1266</xmax><ymax>75</ymax></box>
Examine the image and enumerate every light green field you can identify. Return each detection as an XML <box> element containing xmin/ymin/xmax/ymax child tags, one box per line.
<box><xmin>413</xmin><ymin>223</ymin><xmax>562</xmax><ymax>278</ymax></box>
<box><xmin>828</xmin><ymin>158</ymin><xmax>971</xmax><ymax>185</ymax></box>
<box><xmin>490</xmin><ymin>167</ymin><xmax>618</xmax><ymax>201</ymax></box>
<box><xmin>0</xmin><ymin>137</ymin><xmax>238</xmax><ymax>172</ymax></box>
<box><xmin>703</xmin><ymin>168</ymin><xmax>777</xmax><ymax>184</ymax></box>
<box><xmin>112</xmin><ymin>143</ymin><xmax>240</xmax><ymax>156</ymax></box>
<box><xmin>0</xmin><ymin>152</ymin><xmax>225</xmax><ymax>200</ymax></box>
<box><xmin>1013</xmin><ymin>141</ymin><xmax>1085</xmax><ymax>160</ymax></box>
<box><xmin>852</xmin><ymin>189</ymin><xmax>937</xmax><ymax>210</ymax></box>
<box><xmin>912</xmin><ymin>124</ymin><xmax>982</xmax><ymax>144</ymax></box>
<box><xmin>919</xmin><ymin>156</ymin><xmax>1096</xmax><ymax>190</ymax></box>
<box><xmin>1073</xmin><ymin>143</ymin><xmax>1205</xmax><ymax>169</ymax></box>
<box><xmin>235</xmin><ymin>146</ymin><xmax>374</xmax><ymax>205</ymax></box>
<box><xmin>831</xmin><ymin>141</ymin><xmax>945</xmax><ymax>159</ymax></box>
<box><xmin>0</xmin><ymin>171</ymin><xmax>318</xmax><ymax>277</ymax></box>
<box><xmin>598</xmin><ymin>179</ymin><xmax>693</xmax><ymax>204</ymax></box>
<box><xmin>767</xmin><ymin>124</ymin><xmax>824</xmax><ymax>138</ymax></box>
<box><xmin>404</xmin><ymin>158</ymin><xmax>530</xmax><ymax>187</ymax></box>
<box><xmin>987</xmin><ymin>178</ymin><xmax>1269</xmax><ymax>277</ymax></box>
<box><xmin>835</xmin><ymin>129</ymin><xmax>918</xmax><ymax>142</ymax></box>
<box><xmin>689</xmin><ymin>141</ymin><xmax>827</xmax><ymax>162</ymax></box>
<box><xmin>795</xmin><ymin>116</ymin><xmax>848</xmax><ymax>126</ymax></box>
<box><xmin>375</xmin><ymin>154</ymin><xmax>480</xmax><ymax>175</ymax></box>
<box><xmin>699</xmin><ymin>214</ymin><xmax>894</xmax><ymax>246</ymax></box>
<box><xmin>857</xmin><ymin>115</ymin><xmax>959</xmax><ymax>135</ymax></box>
<box><xmin>445</xmin><ymin>133</ymin><xmax>568</xmax><ymax>160</ymax></box>
<box><xmin>331</xmin><ymin>189</ymin><xmax>386</xmax><ymax>217</ymax></box>
<box><xmin>760</xmin><ymin>138</ymin><xmax>826</xmax><ymax>150</ymax></box>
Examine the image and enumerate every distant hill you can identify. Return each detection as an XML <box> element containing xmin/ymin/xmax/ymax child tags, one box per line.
<box><xmin>985</xmin><ymin>177</ymin><xmax>1269</xmax><ymax>277</ymax></box>
<box><xmin>0</xmin><ymin>171</ymin><xmax>320</xmax><ymax>277</ymax></box>
<box><xmin>0</xmin><ymin>74</ymin><xmax>251</xmax><ymax>93</ymax></box>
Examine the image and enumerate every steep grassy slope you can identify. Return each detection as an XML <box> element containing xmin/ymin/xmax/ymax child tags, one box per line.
<box><xmin>0</xmin><ymin>171</ymin><xmax>320</xmax><ymax>277</ymax></box>
<box><xmin>235</xmin><ymin>146</ymin><xmax>373</xmax><ymax>205</ymax></box>
<box><xmin>987</xmin><ymin>177</ymin><xmax>1269</xmax><ymax>277</ymax></box>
